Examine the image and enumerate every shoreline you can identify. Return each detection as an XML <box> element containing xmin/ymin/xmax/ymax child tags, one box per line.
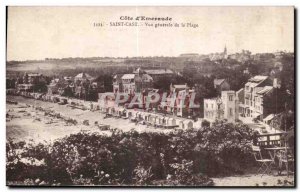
<box><xmin>6</xmin><ymin>95</ymin><xmax>173</xmax><ymax>143</ymax></box>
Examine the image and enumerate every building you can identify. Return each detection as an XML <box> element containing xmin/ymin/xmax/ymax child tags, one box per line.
<box><xmin>204</xmin><ymin>91</ymin><xmax>239</xmax><ymax>123</ymax></box>
<box><xmin>73</xmin><ymin>72</ymin><xmax>104</xmax><ymax>100</ymax></box>
<box><xmin>228</xmin><ymin>50</ymin><xmax>251</xmax><ymax>63</ymax></box>
<box><xmin>160</xmin><ymin>84</ymin><xmax>198</xmax><ymax>118</ymax></box>
<box><xmin>209</xmin><ymin>45</ymin><xmax>228</xmax><ymax>61</ymax></box>
<box><xmin>121</xmin><ymin>74</ymin><xmax>136</xmax><ymax>94</ymax></box>
<box><xmin>112</xmin><ymin>74</ymin><xmax>123</xmax><ymax>94</ymax></box>
<box><xmin>74</xmin><ymin>73</ymin><xmax>94</xmax><ymax>83</ymax></box>
<box><xmin>213</xmin><ymin>79</ymin><xmax>230</xmax><ymax>95</ymax></box>
<box><xmin>17</xmin><ymin>84</ymin><xmax>34</xmax><ymax>92</ymax></box>
<box><xmin>113</xmin><ymin>69</ymin><xmax>154</xmax><ymax>95</ymax></box>
<box><xmin>221</xmin><ymin>91</ymin><xmax>239</xmax><ymax>122</ymax></box>
<box><xmin>133</xmin><ymin>68</ymin><xmax>174</xmax><ymax>82</ymax></box>
<box><xmin>47</xmin><ymin>78</ymin><xmax>75</xmax><ymax>96</ymax></box>
<box><xmin>254</xmin><ymin>86</ymin><xmax>274</xmax><ymax>118</ymax></box>
<box><xmin>204</xmin><ymin>97</ymin><xmax>222</xmax><ymax>122</ymax></box>
<box><xmin>236</xmin><ymin>88</ymin><xmax>245</xmax><ymax>115</ymax></box>
<box><xmin>176</xmin><ymin>88</ymin><xmax>196</xmax><ymax>117</ymax></box>
<box><xmin>240</xmin><ymin>75</ymin><xmax>273</xmax><ymax>120</ymax></box>
<box><xmin>26</xmin><ymin>73</ymin><xmax>45</xmax><ymax>84</ymax></box>
<box><xmin>16</xmin><ymin>73</ymin><xmax>47</xmax><ymax>93</ymax></box>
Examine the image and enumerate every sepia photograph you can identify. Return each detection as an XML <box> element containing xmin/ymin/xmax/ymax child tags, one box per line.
<box><xmin>5</xmin><ymin>6</ymin><xmax>295</xmax><ymax>187</ymax></box>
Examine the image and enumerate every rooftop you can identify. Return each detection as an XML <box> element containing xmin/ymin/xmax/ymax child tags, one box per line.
<box><xmin>256</xmin><ymin>86</ymin><xmax>273</xmax><ymax>95</ymax></box>
<box><xmin>249</xmin><ymin>75</ymin><xmax>268</xmax><ymax>83</ymax></box>
<box><xmin>144</xmin><ymin>69</ymin><xmax>174</xmax><ymax>75</ymax></box>
<box><xmin>214</xmin><ymin>79</ymin><xmax>226</xmax><ymax>85</ymax></box>
<box><xmin>173</xmin><ymin>84</ymin><xmax>189</xmax><ymax>89</ymax></box>
<box><xmin>236</xmin><ymin>88</ymin><xmax>244</xmax><ymax>94</ymax></box>
<box><xmin>122</xmin><ymin>74</ymin><xmax>135</xmax><ymax>79</ymax></box>
<box><xmin>75</xmin><ymin>73</ymin><xmax>94</xmax><ymax>80</ymax></box>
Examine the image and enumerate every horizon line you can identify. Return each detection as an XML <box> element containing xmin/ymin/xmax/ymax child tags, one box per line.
<box><xmin>6</xmin><ymin>49</ymin><xmax>294</xmax><ymax>62</ymax></box>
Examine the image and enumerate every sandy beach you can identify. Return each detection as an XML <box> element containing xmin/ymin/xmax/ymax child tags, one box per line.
<box><xmin>6</xmin><ymin>95</ymin><xmax>173</xmax><ymax>143</ymax></box>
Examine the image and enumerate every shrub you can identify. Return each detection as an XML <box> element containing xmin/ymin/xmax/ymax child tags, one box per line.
<box><xmin>201</xmin><ymin>120</ymin><xmax>210</xmax><ymax>128</ymax></box>
<box><xmin>7</xmin><ymin>121</ymin><xmax>253</xmax><ymax>185</ymax></box>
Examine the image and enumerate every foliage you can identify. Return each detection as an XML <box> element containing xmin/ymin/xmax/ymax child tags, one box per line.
<box><xmin>7</xmin><ymin>121</ymin><xmax>254</xmax><ymax>186</ymax></box>
<box><xmin>201</xmin><ymin>120</ymin><xmax>210</xmax><ymax>128</ymax></box>
<box><xmin>133</xmin><ymin>165</ymin><xmax>153</xmax><ymax>185</ymax></box>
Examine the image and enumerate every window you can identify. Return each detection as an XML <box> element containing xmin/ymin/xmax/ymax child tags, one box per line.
<box><xmin>211</xmin><ymin>104</ymin><xmax>213</xmax><ymax>108</ymax></box>
<box><xmin>229</xmin><ymin>95</ymin><xmax>233</xmax><ymax>101</ymax></box>
<box><xmin>229</xmin><ymin>108</ymin><xmax>233</xmax><ymax>116</ymax></box>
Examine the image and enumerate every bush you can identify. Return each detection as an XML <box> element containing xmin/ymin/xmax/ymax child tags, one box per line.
<box><xmin>6</xmin><ymin>121</ymin><xmax>253</xmax><ymax>186</ymax></box>
<box><xmin>201</xmin><ymin>120</ymin><xmax>210</xmax><ymax>128</ymax></box>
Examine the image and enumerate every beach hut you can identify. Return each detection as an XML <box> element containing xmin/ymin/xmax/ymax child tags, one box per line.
<box><xmin>182</xmin><ymin>120</ymin><xmax>193</xmax><ymax>129</ymax></box>
<box><xmin>148</xmin><ymin>114</ymin><xmax>155</xmax><ymax>125</ymax></box>
<box><xmin>127</xmin><ymin>111</ymin><xmax>133</xmax><ymax>118</ymax></box>
<box><xmin>193</xmin><ymin>119</ymin><xmax>202</xmax><ymax>129</ymax></box>
<box><xmin>166</xmin><ymin>117</ymin><xmax>177</xmax><ymax>127</ymax></box>
<box><xmin>146</xmin><ymin>114</ymin><xmax>153</xmax><ymax>123</ymax></box>
<box><xmin>112</xmin><ymin>107</ymin><xmax>119</xmax><ymax>116</ymax></box>
<box><xmin>154</xmin><ymin>115</ymin><xmax>162</xmax><ymax>126</ymax></box>
<box><xmin>159</xmin><ymin>116</ymin><xmax>166</xmax><ymax>127</ymax></box>
<box><xmin>115</xmin><ymin>107</ymin><xmax>125</xmax><ymax>117</ymax></box>
<box><xmin>141</xmin><ymin>112</ymin><xmax>150</xmax><ymax>121</ymax></box>
<box><xmin>179</xmin><ymin>120</ymin><xmax>184</xmax><ymax>129</ymax></box>
<box><xmin>107</xmin><ymin>107</ymin><xmax>113</xmax><ymax>115</ymax></box>
<box><xmin>52</xmin><ymin>96</ymin><xmax>59</xmax><ymax>103</ymax></box>
<box><xmin>136</xmin><ymin>112</ymin><xmax>143</xmax><ymax>121</ymax></box>
<box><xmin>143</xmin><ymin>113</ymin><xmax>152</xmax><ymax>123</ymax></box>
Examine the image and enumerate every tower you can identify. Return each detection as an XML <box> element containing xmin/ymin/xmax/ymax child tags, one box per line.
<box><xmin>223</xmin><ymin>45</ymin><xmax>227</xmax><ymax>58</ymax></box>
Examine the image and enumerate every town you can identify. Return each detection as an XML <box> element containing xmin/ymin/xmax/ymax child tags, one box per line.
<box><xmin>6</xmin><ymin>48</ymin><xmax>295</xmax><ymax>186</ymax></box>
<box><xmin>6</xmin><ymin>47</ymin><xmax>294</xmax><ymax>134</ymax></box>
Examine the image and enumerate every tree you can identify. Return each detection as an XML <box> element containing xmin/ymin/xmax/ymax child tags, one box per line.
<box><xmin>280</xmin><ymin>54</ymin><xmax>295</xmax><ymax>112</ymax></box>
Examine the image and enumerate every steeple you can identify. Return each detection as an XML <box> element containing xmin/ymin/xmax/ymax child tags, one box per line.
<box><xmin>223</xmin><ymin>44</ymin><xmax>228</xmax><ymax>59</ymax></box>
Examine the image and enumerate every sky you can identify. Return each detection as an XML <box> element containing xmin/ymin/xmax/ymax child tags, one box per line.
<box><xmin>7</xmin><ymin>6</ymin><xmax>294</xmax><ymax>61</ymax></box>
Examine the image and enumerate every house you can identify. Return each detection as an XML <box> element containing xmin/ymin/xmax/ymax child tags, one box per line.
<box><xmin>121</xmin><ymin>74</ymin><xmax>136</xmax><ymax>94</ymax></box>
<box><xmin>47</xmin><ymin>78</ymin><xmax>74</xmax><ymax>96</ymax></box>
<box><xmin>133</xmin><ymin>67</ymin><xmax>174</xmax><ymax>82</ymax></box>
<box><xmin>213</xmin><ymin>79</ymin><xmax>230</xmax><ymax>95</ymax></box>
<box><xmin>98</xmin><ymin>92</ymin><xmax>116</xmax><ymax>113</ymax></box>
<box><xmin>16</xmin><ymin>73</ymin><xmax>47</xmax><ymax>93</ymax></box>
<box><xmin>114</xmin><ymin>70</ymin><xmax>153</xmax><ymax>95</ymax></box>
<box><xmin>228</xmin><ymin>50</ymin><xmax>251</xmax><ymax>63</ymax></box>
<box><xmin>204</xmin><ymin>91</ymin><xmax>239</xmax><ymax>123</ymax></box>
<box><xmin>74</xmin><ymin>73</ymin><xmax>94</xmax><ymax>82</ymax></box>
<box><xmin>241</xmin><ymin>75</ymin><xmax>273</xmax><ymax>120</ymax></box>
<box><xmin>23</xmin><ymin>73</ymin><xmax>46</xmax><ymax>85</ymax></box>
<box><xmin>17</xmin><ymin>84</ymin><xmax>34</xmax><ymax>92</ymax></box>
<box><xmin>204</xmin><ymin>97</ymin><xmax>222</xmax><ymax>122</ymax></box>
<box><xmin>236</xmin><ymin>88</ymin><xmax>245</xmax><ymax>115</ymax></box>
<box><xmin>263</xmin><ymin>114</ymin><xmax>275</xmax><ymax>125</ymax></box>
<box><xmin>112</xmin><ymin>74</ymin><xmax>123</xmax><ymax>94</ymax></box>
<box><xmin>162</xmin><ymin>84</ymin><xmax>196</xmax><ymax>117</ymax></box>
<box><xmin>209</xmin><ymin>45</ymin><xmax>228</xmax><ymax>61</ymax></box>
